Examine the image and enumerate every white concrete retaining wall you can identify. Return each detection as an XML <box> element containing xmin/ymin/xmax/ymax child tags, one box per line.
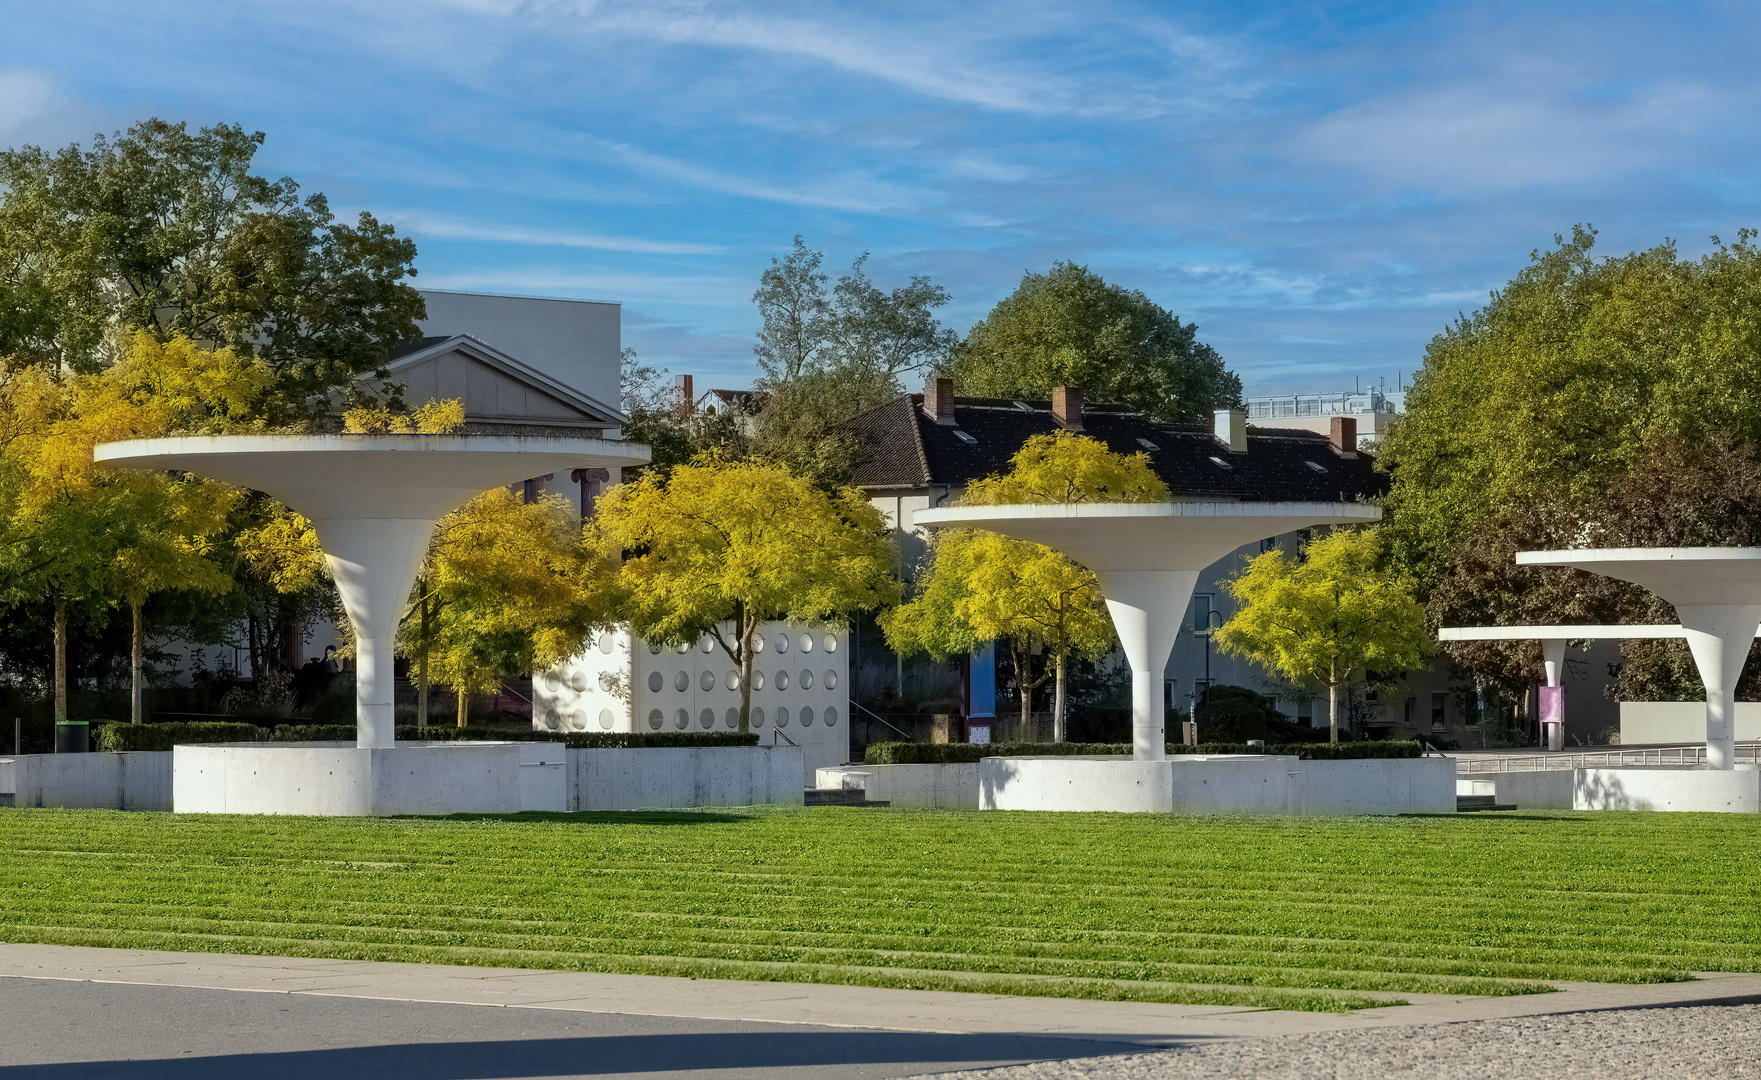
<box><xmin>0</xmin><ymin>752</ymin><xmax>173</xmax><ymax>811</ymax></box>
<box><xmin>174</xmin><ymin>742</ymin><xmax>564</xmax><ymax>816</ymax></box>
<box><xmin>572</xmin><ymin>746</ymin><xmax>802</xmax><ymax>810</ymax></box>
<box><xmin>1483</xmin><ymin>771</ymin><xmax>1575</xmax><ymax>810</ymax></box>
<box><xmin>979</xmin><ymin>755</ymin><xmax>1454</xmax><ymax>815</ymax></box>
<box><xmin>1293</xmin><ymin>757</ymin><xmax>1456</xmax><ymax>815</ymax></box>
<box><xmin>815</xmin><ymin>763</ymin><xmax>981</xmax><ymax>809</ymax></box>
<box><xmin>1573</xmin><ymin>767</ymin><xmax>1761</xmax><ymax>813</ymax></box>
<box><xmin>1619</xmin><ymin>701</ymin><xmax>1761</xmax><ymax>744</ymax></box>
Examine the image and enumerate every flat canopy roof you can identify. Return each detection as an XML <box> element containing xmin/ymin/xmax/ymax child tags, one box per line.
<box><xmin>1438</xmin><ymin>625</ymin><xmax>1686</xmax><ymax>641</ymax></box>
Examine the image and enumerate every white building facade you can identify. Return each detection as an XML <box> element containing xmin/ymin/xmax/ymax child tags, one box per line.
<box><xmin>534</xmin><ymin>624</ymin><xmax>851</xmax><ymax>785</ymax></box>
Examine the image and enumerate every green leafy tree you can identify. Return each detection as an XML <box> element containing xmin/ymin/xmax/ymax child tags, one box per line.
<box><xmin>1214</xmin><ymin>530</ymin><xmax>1431</xmax><ymax>743</ymax></box>
<box><xmin>596</xmin><ymin>454</ymin><xmax>896</xmax><ymax>732</ymax></box>
<box><xmin>750</xmin><ymin>237</ymin><xmax>958</xmax><ymax>482</ymax></box>
<box><xmin>950</xmin><ymin>262</ymin><xmax>1240</xmax><ymax>423</ymax></box>
<box><xmin>0</xmin><ymin>118</ymin><xmax>424</xmax><ymax>407</ymax></box>
<box><xmin>1380</xmin><ymin>226</ymin><xmax>1761</xmax><ymax>587</ymax></box>
<box><xmin>884</xmin><ymin>431</ymin><xmax>1168</xmax><ymax>738</ymax></box>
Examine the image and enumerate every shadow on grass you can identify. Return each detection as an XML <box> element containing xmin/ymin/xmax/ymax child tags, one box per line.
<box><xmin>402</xmin><ymin>810</ymin><xmax>754</xmax><ymax>826</ymax></box>
<box><xmin>1398</xmin><ymin>813</ymin><xmax>1591</xmax><ymax>823</ymax></box>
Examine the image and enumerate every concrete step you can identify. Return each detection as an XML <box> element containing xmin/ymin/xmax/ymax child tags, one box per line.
<box><xmin>1457</xmin><ymin>794</ymin><xmax>1519</xmax><ymax>812</ymax></box>
<box><xmin>803</xmin><ymin>789</ymin><xmax>890</xmax><ymax>808</ymax></box>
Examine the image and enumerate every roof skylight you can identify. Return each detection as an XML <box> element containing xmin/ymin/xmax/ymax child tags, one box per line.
<box><xmin>1304</xmin><ymin>461</ymin><xmax>1329</xmax><ymax>473</ymax></box>
<box><xmin>953</xmin><ymin>429</ymin><xmax>979</xmax><ymax>445</ymax></box>
<box><xmin>1208</xmin><ymin>456</ymin><xmax>1233</xmax><ymax>470</ymax></box>
<box><xmin>1137</xmin><ymin>437</ymin><xmax>1160</xmax><ymax>451</ymax></box>
<box><xmin>1013</xmin><ymin>400</ymin><xmax>1034</xmax><ymax>412</ymax></box>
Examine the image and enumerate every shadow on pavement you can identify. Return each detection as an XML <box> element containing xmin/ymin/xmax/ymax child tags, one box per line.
<box><xmin>0</xmin><ymin>1029</ymin><xmax>1162</xmax><ymax>1079</ymax></box>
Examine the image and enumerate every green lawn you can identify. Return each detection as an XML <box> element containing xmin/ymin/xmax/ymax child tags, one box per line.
<box><xmin>2</xmin><ymin>807</ymin><xmax>1757</xmax><ymax>1013</ymax></box>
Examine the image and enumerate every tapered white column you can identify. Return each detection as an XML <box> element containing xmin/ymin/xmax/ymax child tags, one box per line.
<box><xmin>313</xmin><ymin>519</ymin><xmax>437</xmax><ymax>749</ymax></box>
<box><xmin>1098</xmin><ymin>570</ymin><xmax>1198</xmax><ymax>761</ymax></box>
<box><xmin>1678</xmin><ymin>606</ymin><xmax>1761</xmax><ymax>771</ymax></box>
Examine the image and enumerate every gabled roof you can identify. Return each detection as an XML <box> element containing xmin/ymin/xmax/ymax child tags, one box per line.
<box><xmin>843</xmin><ymin>394</ymin><xmax>1387</xmax><ymax>503</ymax></box>
<box><xmin>378</xmin><ymin>334</ymin><xmax>629</xmax><ymax>427</ymax></box>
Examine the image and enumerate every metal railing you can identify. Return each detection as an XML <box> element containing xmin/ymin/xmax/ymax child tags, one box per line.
<box><xmin>851</xmin><ymin>701</ymin><xmax>916</xmax><ymax>742</ymax></box>
<box><xmin>1456</xmin><ymin>743</ymin><xmax>1761</xmax><ymax>773</ymax></box>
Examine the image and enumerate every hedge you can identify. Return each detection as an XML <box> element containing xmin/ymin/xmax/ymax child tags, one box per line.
<box><xmin>865</xmin><ymin>740</ymin><xmax>1425</xmax><ymax>765</ymax></box>
<box><xmin>267</xmin><ymin>725</ymin><xmax>760</xmax><ymax>749</ymax></box>
<box><xmin>95</xmin><ymin>722</ymin><xmax>264</xmax><ymax>751</ymax></box>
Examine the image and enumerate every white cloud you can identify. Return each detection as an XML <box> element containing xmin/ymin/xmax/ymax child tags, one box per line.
<box><xmin>0</xmin><ymin>69</ymin><xmax>64</xmax><ymax>141</ymax></box>
<box><xmin>389</xmin><ymin>212</ymin><xmax>724</xmax><ymax>254</ymax></box>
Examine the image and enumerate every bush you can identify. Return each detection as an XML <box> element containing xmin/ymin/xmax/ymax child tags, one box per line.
<box><xmin>95</xmin><ymin>722</ymin><xmax>264</xmax><ymax>751</ymax></box>
<box><xmin>266</xmin><ymin>724</ymin><xmax>760</xmax><ymax>749</ymax></box>
<box><xmin>865</xmin><ymin>739</ymin><xmax>1426</xmax><ymax>764</ymax></box>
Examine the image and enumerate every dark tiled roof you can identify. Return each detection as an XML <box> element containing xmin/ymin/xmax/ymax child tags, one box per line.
<box><xmin>843</xmin><ymin>394</ymin><xmax>1387</xmax><ymax>502</ymax></box>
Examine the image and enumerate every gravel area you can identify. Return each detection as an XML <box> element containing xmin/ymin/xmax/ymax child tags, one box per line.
<box><xmin>910</xmin><ymin>1005</ymin><xmax>1761</xmax><ymax>1080</ymax></box>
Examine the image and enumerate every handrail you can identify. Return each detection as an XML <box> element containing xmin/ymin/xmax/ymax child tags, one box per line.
<box><xmin>851</xmin><ymin>701</ymin><xmax>916</xmax><ymax>742</ymax></box>
<box><xmin>1456</xmin><ymin>742</ymin><xmax>1761</xmax><ymax>773</ymax></box>
<box><xmin>771</xmin><ymin>728</ymin><xmax>798</xmax><ymax>747</ymax></box>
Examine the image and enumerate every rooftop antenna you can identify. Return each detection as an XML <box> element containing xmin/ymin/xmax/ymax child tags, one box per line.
<box><xmin>1355</xmin><ymin>375</ymin><xmax>1360</xmax><ymax>393</ymax></box>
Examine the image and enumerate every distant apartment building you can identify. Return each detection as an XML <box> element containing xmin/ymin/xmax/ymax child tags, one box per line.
<box><xmin>1242</xmin><ymin>382</ymin><xmax>1404</xmax><ymax>450</ymax></box>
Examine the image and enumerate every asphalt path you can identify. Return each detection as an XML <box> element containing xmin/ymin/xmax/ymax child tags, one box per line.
<box><xmin>0</xmin><ymin>977</ymin><xmax>1169</xmax><ymax>1080</ymax></box>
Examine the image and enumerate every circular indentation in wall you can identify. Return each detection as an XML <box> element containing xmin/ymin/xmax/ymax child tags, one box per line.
<box><xmin>752</xmin><ymin>635</ymin><xmax>766</xmax><ymax>654</ymax></box>
<box><xmin>674</xmin><ymin>708</ymin><xmax>690</xmax><ymax>730</ymax></box>
<box><xmin>571</xmin><ymin>708</ymin><xmax>588</xmax><ymax>729</ymax></box>
<box><xmin>543</xmin><ymin>672</ymin><xmax>562</xmax><ymax>692</ymax></box>
<box><xmin>726</xmin><ymin>670</ymin><xmax>740</xmax><ymax>690</ymax></box>
<box><xmin>648</xmin><ymin>640</ymin><xmax>662</xmax><ymax>654</ymax></box>
<box><xmin>647</xmin><ymin>708</ymin><xmax>664</xmax><ymax>730</ymax></box>
<box><xmin>775</xmin><ymin>670</ymin><xmax>790</xmax><ymax>690</ymax></box>
<box><xmin>750</xmin><ymin>707</ymin><xmax>766</xmax><ymax>728</ymax></box>
<box><xmin>701</xmin><ymin>638</ymin><xmax>714</xmax><ymax>654</ymax></box>
<box><xmin>800</xmin><ymin>706</ymin><xmax>815</xmax><ymax>727</ymax></box>
<box><xmin>799</xmin><ymin>669</ymin><xmax>813</xmax><ymax>690</ymax></box>
<box><xmin>824</xmin><ymin>706</ymin><xmax>838</xmax><ymax>727</ymax></box>
<box><xmin>599</xmin><ymin>672</ymin><xmax>615</xmax><ymax>692</ymax></box>
<box><xmin>699</xmin><ymin>708</ymin><xmax>715</xmax><ymax>729</ymax></box>
<box><xmin>825</xmin><ymin>669</ymin><xmax>838</xmax><ymax>690</ymax></box>
<box><xmin>674</xmin><ymin>670</ymin><xmax>689</xmax><ymax>692</ymax></box>
<box><xmin>569</xmin><ymin>669</ymin><xmax>589</xmax><ymax>693</ymax></box>
<box><xmin>752</xmin><ymin>670</ymin><xmax>765</xmax><ymax>691</ymax></box>
<box><xmin>674</xmin><ymin>640</ymin><xmax>690</xmax><ymax>654</ymax></box>
<box><xmin>775</xmin><ymin>706</ymin><xmax>790</xmax><ymax>728</ymax></box>
<box><xmin>544</xmin><ymin>708</ymin><xmax>560</xmax><ymax>726</ymax></box>
<box><xmin>774</xmin><ymin>633</ymin><xmax>789</xmax><ymax>654</ymax></box>
<box><xmin>724</xmin><ymin>707</ymin><xmax>739</xmax><ymax>728</ymax></box>
<box><xmin>648</xmin><ymin>671</ymin><xmax>664</xmax><ymax>693</ymax></box>
<box><xmin>598</xmin><ymin>632</ymin><xmax>614</xmax><ymax>654</ymax></box>
<box><xmin>700</xmin><ymin>670</ymin><xmax>715</xmax><ymax>691</ymax></box>
<box><xmin>799</xmin><ymin>633</ymin><xmax>814</xmax><ymax>653</ymax></box>
<box><xmin>599</xmin><ymin>708</ymin><xmax>615</xmax><ymax>729</ymax></box>
<box><xmin>823</xmin><ymin>634</ymin><xmax>838</xmax><ymax>653</ymax></box>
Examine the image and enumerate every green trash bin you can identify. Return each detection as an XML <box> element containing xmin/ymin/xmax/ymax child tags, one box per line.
<box><xmin>54</xmin><ymin>720</ymin><xmax>89</xmax><ymax>754</ymax></box>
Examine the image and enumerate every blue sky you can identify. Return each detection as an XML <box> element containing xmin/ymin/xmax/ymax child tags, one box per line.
<box><xmin>2</xmin><ymin>1</ymin><xmax>1755</xmax><ymax>394</ymax></box>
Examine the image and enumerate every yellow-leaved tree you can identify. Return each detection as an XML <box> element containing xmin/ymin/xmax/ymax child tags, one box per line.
<box><xmin>0</xmin><ymin>333</ymin><xmax>268</xmax><ymax>722</ymax></box>
<box><xmin>401</xmin><ymin>488</ymin><xmax>615</xmax><ymax>728</ymax></box>
<box><xmin>884</xmin><ymin>431</ymin><xmax>1168</xmax><ymax>740</ymax></box>
<box><xmin>595</xmin><ymin>454</ymin><xmax>896</xmax><ymax>733</ymax></box>
<box><xmin>1213</xmin><ymin>529</ymin><xmax>1431</xmax><ymax>743</ymax></box>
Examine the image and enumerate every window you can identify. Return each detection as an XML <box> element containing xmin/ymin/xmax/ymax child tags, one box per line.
<box><xmin>1190</xmin><ymin>593</ymin><xmax>1215</xmax><ymax>634</ymax></box>
<box><xmin>953</xmin><ymin>429</ymin><xmax>978</xmax><ymax>444</ymax></box>
<box><xmin>1304</xmin><ymin>460</ymin><xmax>1328</xmax><ymax>473</ymax></box>
<box><xmin>1136</xmin><ymin>437</ymin><xmax>1160</xmax><ymax>451</ymax></box>
<box><xmin>1258</xmin><ymin>537</ymin><xmax>1278</xmax><ymax>553</ymax></box>
<box><xmin>1430</xmin><ymin>693</ymin><xmax>1448</xmax><ymax>730</ymax></box>
<box><xmin>1208</xmin><ymin>455</ymin><xmax>1233</xmax><ymax>470</ymax></box>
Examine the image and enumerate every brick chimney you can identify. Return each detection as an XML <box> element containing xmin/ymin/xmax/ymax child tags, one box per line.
<box><xmin>1329</xmin><ymin>416</ymin><xmax>1358</xmax><ymax>458</ymax></box>
<box><xmin>1214</xmin><ymin>409</ymin><xmax>1247</xmax><ymax>453</ymax></box>
<box><xmin>926</xmin><ymin>375</ymin><xmax>957</xmax><ymax>425</ymax></box>
<box><xmin>674</xmin><ymin>374</ymin><xmax>694</xmax><ymax>415</ymax></box>
<box><xmin>1051</xmin><ymin>386</ymin><xmax>1084</xmax><ymax>430</ymax></box>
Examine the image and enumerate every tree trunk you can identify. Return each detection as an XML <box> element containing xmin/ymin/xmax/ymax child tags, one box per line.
<box><xmin>739</xmin><ymin>618</ymin><xmax>754</xmax><ymax>734</ymax></box>
<box><xmin>456</xmin><ymin>684</ymin><xmax>468</xmax><ymax>729</ymax></box>
<box><xmin>1017</xmin><ymin>645</ymin><xmax>1032</xmax><ymax>731</ymax></box>
<box><xmin>53</xmin><ymin>595</ymin><xmax>68</xmax><ymax>724</ymax></box>
<box><xmin>1329</xmin><ymin>664</ymin><xmax>1340</xmax><ymax>744</ymax></box>
<box><xmin>1052</xmin><ymin>652</ymin><xmax>1067</xmax><ymax>743</ymax></box>
<box><xmin>131</xmin><ymin>600</ymin><xmax>145</xmax><ymax>725</ymax></box>
<box><xmin>417</xmin><ymin>591</ymin><xmax>430</xmax><ymax>732</ymax></box>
